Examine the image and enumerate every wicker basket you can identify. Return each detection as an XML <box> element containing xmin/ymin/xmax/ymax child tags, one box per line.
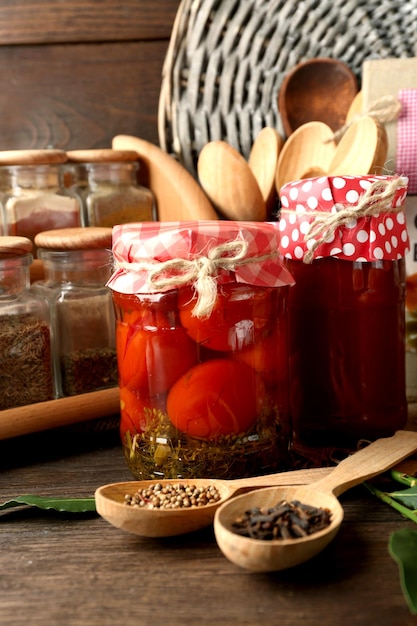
<box><xmin>158</xmin><ymin>0</ymin><xmax>416</xmax><ymax>178</ymax></box>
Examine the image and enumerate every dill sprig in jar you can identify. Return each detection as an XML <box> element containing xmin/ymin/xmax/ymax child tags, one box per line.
<box><xmin>0</xmin><ymin>235</ymin><xmax>54</xmax><ymax>409</ymax></box>
<box><xmin>65</xmin><ymin>149</ymin><xmax>155</xmax><ymax>227</ymax></box>
<box><xmin>279</xmin><ymin>175</ymin><xmax>409</xmax><ymax>457</ymax></box>
<box><xmin>32</xmin><ymin>227</ymin><xmax>118</xmax><ymax>397</ymax></box>
<box><xmin>108</xmin><ymin>221</ymin><xmax>294</xmax><ymax>480</ymax></box>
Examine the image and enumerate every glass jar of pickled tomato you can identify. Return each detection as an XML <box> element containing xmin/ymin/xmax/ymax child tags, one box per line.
<box><xmin>279</xmin><ymin>175</ymin><xmax>409</xmax><ymax>459</ymax></box>
<box><xmin>108</xmin><ymin>221</ymin><xmax>294</xmax><ymax>480</ymax></box>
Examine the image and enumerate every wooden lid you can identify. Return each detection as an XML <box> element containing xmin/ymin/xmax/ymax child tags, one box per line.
<box><xmin>34</xmin><ymin>227</ymin><xmax>113</xmax><ymax>250</ymax></box>
<box><xmin>0</xmin><ymin>236</ymin><xmax>33</xmax><ymax>257</ymax></box>
<box><xmin>0</xmin><ymin>149</ymin><xmax>67</xmax><ymax>165</ymax></box>
<box><xmin>66</xmin><ymin>149</ymin><xmax>139</xmax><ymax>163</ymax></box>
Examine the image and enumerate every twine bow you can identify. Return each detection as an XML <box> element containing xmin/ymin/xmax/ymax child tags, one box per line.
<box><xmin>299</xmin><ymin>176</ymin><xmax>407</xmax><ymax>264</ymax></box>
<box><xmin>116</xmin><ymin>239</ymin><xmax>275</xmax><ymax>318</ymax></box>
<box><xmin>330</xmin><ymin>95</ymin><xmax>402</xmax><ymax>143</ymax></box>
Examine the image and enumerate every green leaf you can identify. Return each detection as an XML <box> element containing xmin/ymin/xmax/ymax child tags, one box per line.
<box><xmin>0</xmin><ymin>494</ymin><xmax>96</xmax><ymax>514</ymax></box>
<box><xmin>389</xmin><ymin>487</ymin><xmax>417</xmax><ymax>512</ymax></box>
<box><xmin>389</xmin><ymin>528</ymin><xmax>417</xmax><ymax>614</ymax></box>
<box><xmin>363</xmin><ymin>483</ymin><xmax>417</xmax><ymax>523</ymax></box>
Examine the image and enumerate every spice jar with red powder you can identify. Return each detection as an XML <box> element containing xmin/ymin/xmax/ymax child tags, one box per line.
<box><xmin>278</xmin><ymin>175</ymin><xmax>409</xmax><ymax>459</ymax></box>
<box><xmin>108</xmin><ymin>221</ymin><xmax>294</xmax><ymax>480</ymax></box>
<box><xmin>0</xmin><ymin>150</ymin><xmax>82</xmax><ymax>247</ymax></box>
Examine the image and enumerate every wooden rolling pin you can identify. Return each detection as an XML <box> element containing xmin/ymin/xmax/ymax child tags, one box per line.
<box><xmin>0</xmin><ymin>387</ymin><xmax>120</xmax><ymax>440</ymax></box>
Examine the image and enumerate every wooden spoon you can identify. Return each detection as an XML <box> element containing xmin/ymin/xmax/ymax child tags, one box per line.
<box><xmin>214</xmin><ymin>430</ymin><xmax>417</xmax><ymax>572</ymax></box>
<box><xmin>197</xmin><ymin>140</ymin><xmax>267</xmax><ymax>221</ymax></box>
<box><xmin>275</xmin><ymin>121</ymin><xmax>336</xmax><ymax>190</ymax></box>
<box><xmin>278</xmin><ymin>57</ymin><xmax>358</xmax><ymax>137</ymax></box>
<box><xmin>112</xmin><ymin>135</ymin><xmax>218</xmax><ymax>221</ymax></box>
<box><xmin>95</xmin><ymin>446</ymin><xmax>417</xmax><ymax>539</ymax></box>
<box><xmin>248</xmin><ymin>127</ymin><xmax>284</xmax><ymax>215</ymax></box>
<box><xmin>95</xmin><ymin>466</ymin><xmax>333</xmax><ymax>537</ymax></box>
<box><xmin>345</xmin><ymin>90</ymin><xmax>363</xmax><ymax>123</ymax></box>
<box><xmin>328</xmin><ymin>115</ymin><xmax>388</xmax><ymax>176</ymax></box>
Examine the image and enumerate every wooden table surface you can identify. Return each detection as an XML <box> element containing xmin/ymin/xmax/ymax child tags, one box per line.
<box><xmin>1</xmin><ymin>410</ymin><xmax>417</xmax><ymax>626</ymax></box>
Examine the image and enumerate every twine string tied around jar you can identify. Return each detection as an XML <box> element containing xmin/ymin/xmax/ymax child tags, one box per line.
<box><xmin>330</xmin><ymin>95</ymin><xmax>402</xmax><ymax>143</ymax></box>
<box><xmin>116</xmin><ymin>239</ymin><xmax>277</xmax><ymax>318</ymax></box>
<box><xmin>297</xmin><ymin>176</ymin><xmax>407</xmax><ymax>264</ymax></box>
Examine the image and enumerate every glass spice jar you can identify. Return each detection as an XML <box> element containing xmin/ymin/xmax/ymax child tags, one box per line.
<box><xmin>107</xmin><ymin>221</ymin><xmax>294</xmax><ymax>480</ymax></box>
<box><xmin>278</xmin><ymin>175</ymin><xmax>409</xmax><ymax>459</ymax></box>
<box><xmin>0</xmin><ymin>235</ymin><xmax>54</xmax><ymax>409</ymax></box>
<box><xmin>0</xmin><ymin>149</ymin><xmax>81</xmax><ymax>247</ymax></box>
<box><xmin>32</xmin><ymin>227</ymin><xmax>118</xmax><ymax>398</ymax></box>
<box><xmin>65</xmin><ymin>149</ymin><xmax>156</xmax><ymax>227</ymax></box>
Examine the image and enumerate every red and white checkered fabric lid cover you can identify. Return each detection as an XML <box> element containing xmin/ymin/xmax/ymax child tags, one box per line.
<box><xmin>397</xmin><ymin>88</ymin><xmax>417</xmax><ymax>195</ymax></box>
<box><xmin>108</xmin><ymin>220</ymin><xmax>294</xmax><ymax>294</ymax></box>
<box><xmin>278</xmin><ymin>175</ymin><xmax>409</xmax><ymax>262</ymax></box>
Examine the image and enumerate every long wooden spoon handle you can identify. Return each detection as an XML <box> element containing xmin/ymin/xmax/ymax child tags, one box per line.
<box><xmin>307</xmin><ymin>430</ymin><xmax>417</xmax><ymax>497</ymax></box>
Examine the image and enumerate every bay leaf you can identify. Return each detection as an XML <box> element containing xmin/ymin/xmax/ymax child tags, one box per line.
<box><xmin>0</xmin><ymin>494</ymin><xmax>96</xmax><ymax>514</ymax></box>
<box><xmin>389</xmin><ymin>486</ymin><xmax>417</xmax><ymax>511</ymax></box>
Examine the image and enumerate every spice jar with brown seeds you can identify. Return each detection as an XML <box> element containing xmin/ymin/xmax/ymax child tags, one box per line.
<box><xmin>0</xmin><ymin>236</ymin><xmax>54</xmax><ymax>409</ymax></box>
<box><xmin>32</xmin><ymin>227</ymin><xmax>118</xmax><ymax>397</ymax></box>
<box><xmin>65</xmin><ymin>149</ymin><xmax>155</xmax><ymax>227</ymax></box>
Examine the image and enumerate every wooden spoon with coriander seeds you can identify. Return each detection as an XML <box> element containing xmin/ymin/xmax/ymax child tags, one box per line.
<box><xmin>95</xmin><ymin>431</ymin><xmax>417</xmax><ymax>539</ymax></box>
<box><xmin>95</xmin><ymin>466</ymin><xmax>332</xmax><ymax>537</ymax></box>
<box><xmin>214</xmin><ymin>430</ymin><xmax>417</xmax><ymax>572</ymax></box>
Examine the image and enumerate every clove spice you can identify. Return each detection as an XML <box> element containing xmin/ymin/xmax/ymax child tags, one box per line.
<box><xmin>231</xmin><ymin>499</ymin><xmax>332</xmax><ymax>541</ymax></box>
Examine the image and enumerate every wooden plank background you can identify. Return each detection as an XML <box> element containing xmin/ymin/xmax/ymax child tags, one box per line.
<box><xmin>0</xmin><ymin>0</ymin><xmax>180</xmax><ymax>150</ymax></box>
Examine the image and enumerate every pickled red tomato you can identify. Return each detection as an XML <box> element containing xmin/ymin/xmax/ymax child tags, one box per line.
<box><xmin>167</xmin><ymin>359</ymin><xmax>263</xmax><ymax>439</ymax></box>
<box><xmin>178</xmin><ymin>284</ymin><xmax>274</xmax><ymax>351</ymax></box>
<box><xmin>233</xmin><ymin>330</ymin><xmax>281</xmax><ymax>386</ymax></box>
<box><xmin>116</xmin><ymin>317</ymin><xmax>198</xmax><ymax>397</ymax></box>
<box><xmin>119</xmin><ymin>386</ymin><xmax>148</xmax><ymax>438</ymax></box>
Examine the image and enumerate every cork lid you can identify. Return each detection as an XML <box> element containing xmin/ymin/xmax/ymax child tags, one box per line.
<box><xmin>0</xmin><ymin>149</ymin><xmax>67</xmax><ymax>166</ymax></box>
<box><xmin>34</xmin><ymin>227</ymin><xmax>113</xmax><ymax>250</ymax></box>
<box><xmin>66</xmin><ymin>149</ymin><xmax>139</xmax><ymax>163</ymax></box>
<box><xmin>0</xmin><ymin>236</ymin><xmax>33</xmax><ymax>257</ymax></box>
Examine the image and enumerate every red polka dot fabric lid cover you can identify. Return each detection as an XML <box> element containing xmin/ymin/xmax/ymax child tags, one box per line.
<box><xmin>108</xmin><ymin>220</ymin><xmax>294</xmax><ymax>295</ymax></box>
<box><xmin>279</xmin><ymin>175</ymin><xmax>409</xmax><ymax>262</ymax></box>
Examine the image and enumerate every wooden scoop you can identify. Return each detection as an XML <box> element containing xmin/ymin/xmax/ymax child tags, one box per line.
<box><xmin>95</xmin><ymin>436</ymin><xmax>417</xmax><ymax>539</ymax></box>
<box><xmin>328</xmin><ymin>115</ymin><xmax>388</xmax><ymax>176</ymax></box>
<box><xmin>112</xmin><ymin>135</ymin><xmax>218</xmax><ymax>221</ymax></box>
<box><xmin>278</xmin><ymin>57</ymin><xmax>358</xmax><ymax>137</ymax></box>
<box><xmin>275</xmin><ymin>121</ymin><xmax>336</xmax><ymax>190</ymax></box>
<box><xmin>214</xmin><ymin>430</ymin><xmax>417</xmax><ymax>572</ymax></box>
<box><xmin>248</xmin><ymin>127</ymin><xmax>284</xmax><ymax>215</ymax></box>
<box><xmin>95</xmin><ymin>466</ymin><xmax>333</xmax><ymax>537</ymax></box>
<box><xmin>197</xmin><ymin>140</ymin><xmax>267</xmax><ymax>221</ymax></box>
